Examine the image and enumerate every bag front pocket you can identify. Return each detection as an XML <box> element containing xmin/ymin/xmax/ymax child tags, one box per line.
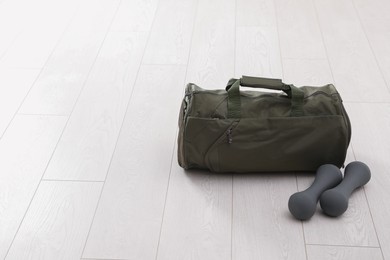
<box><xmin>184</xmin><ymin>117</ymin><xmax>236</xmax><ymax>169</ymax></box>
<box><xmin>205</xmin><ymin>116</ymin><xmax>349</xmax><ymax>173</ymax></box>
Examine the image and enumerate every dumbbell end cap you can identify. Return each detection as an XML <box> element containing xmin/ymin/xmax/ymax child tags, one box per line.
<box><xmin>288</xmin><ymin>192</ymin><xmax>317</xmax><ymax>220</ymax></box>
<box><xmin>320</xmin><ymin>190</ymin><xmax>348</xmax><ymax>217</ymax></box>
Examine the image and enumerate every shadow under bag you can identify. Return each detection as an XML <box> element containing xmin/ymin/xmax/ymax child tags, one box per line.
<box><xmin>178</xmin><ymin>76</ymin><xmax>351</xmax><ymax>173</ymax></box>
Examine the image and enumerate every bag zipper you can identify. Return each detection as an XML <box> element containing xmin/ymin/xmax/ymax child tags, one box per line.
<box><xmin>227</xmin><ymin>128</ymin><xmax>233</xmax><ymax>144</ymax></box>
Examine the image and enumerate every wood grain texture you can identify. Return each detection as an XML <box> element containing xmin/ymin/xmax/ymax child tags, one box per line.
<box><xmin>353</xmin><ymin>0</ymin><xmax>390</xmax><ymax>21</ymax></box>
<box><xmin>235</xmin><ymin>0</ymin><xmax>281</xmax><ymax>78</ymax></box>
<box><xmin>359</xmin><ymin>19</ymin><xmax>390</xmax><ymax>89</ymax></box>
<box><xmin>19</xmin><ymin>30</ymin><xmax>106</xmax><ymax>115</ymax></box>
<box><xmin>0</xmin><ymin>0</ymin><xmax>71</xmax><ymax>59</ymax></box>
<box><xmin>314</xmin><ymin>0</ymin><xmax>390</xmax><ymax>102</ymax></box>
<box><xmin>82</xmin><ymin>65</ymin><xmax>186</xmax><ymax>260</ymax></box>
<box><xmin>44</xmin><ymin>32</ymin><xmax>147</xmax><ymax>181</ymax></box>
<box><xmin>0</xmin><ymin>68</ymin><xmax>40</xmax><ymax>136</ymax></box>
<box><xmin>0</xmin><ymin>0</ymin><xmax>26</xmax><ymax>59</ymax></box>
<box><xmin>185</xmin><ymin>0</ymin><xmax>235</xmax><ymax>88</ymax></box>
<box><xmin>18</xmin><ymin>0</ymin><xmax>128</xmax><ymax>116</ymax></box>
<box><xmin>6</xmin><ymin>181</ymin><xmax>102</xmax><ymax>260</ymax></box>
<box><xmin>110</xmin><ymin>0</ymin><xmax>159</xmax><ymax>32</ymax></box>
<box><xmin>0</xmin><ymin>0</ymin><xmax>79</xmax><ymax>69</ymax></box>
<box><xmin>66</xmin><ymin>0</ymin><xmax>120</xmax><ymax>33</ymax></box>
<box><xmin>142</xmin><ymin>0</ymin><xmax>198</xmax><ymax>65</ymax></box>
<box><xmin>274</xmin><ymin>0</ymin><xmax>326</xmax><ymax>59</ymax></box>
<box><xmin>282</xmin><ymin>59</ymin><xmax>333</xmax><ymax>86</ymax></box>
<box><xmin>236</xmin><ymin>0</ymin><xmax>277</xmax><ymax>26</ymax></box>
<box><xmin>345</xmin><ymin>103</ymin><xmax>390</xmax><ymax>259</ymax></box>
<box><xmin>233</xmin><ymin>174</ymin><xmax>306</xmax><ymax>260</ymax></box>
<box><xmin>0</xmin><ymin>29</ymin><xmax>62</xmax><ymax>69</ymax></box>
<box><xmin>236</xmin><ymin>26</ymin><xmax>282</xmax><ymax>79</ymax></box>
<box><xmin>306</xmin><ymin>245</ymin><xmax>383</xmax><ymax>260</ymax></box>
<box><xmin>157</xmin><ymin>156</ymin><xmax>232</xmax><ymax>260</ymax></box>
<box><xmin>18</xmin><ymin>0</ymin><xmax>122</xmax><ymax>116</ymax></box>
<box><xmin>0</xmin><ymin>115</ymin><xmax>67</xmax><ymax>259</ymax></box>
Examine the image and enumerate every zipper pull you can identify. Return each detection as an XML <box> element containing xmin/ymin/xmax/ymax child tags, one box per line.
<box><xmin>227</xmin><ymin>128</ymin><xmax>233</xmax><ymax>144</ymax></box>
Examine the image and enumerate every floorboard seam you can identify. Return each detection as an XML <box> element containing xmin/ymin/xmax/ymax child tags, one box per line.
<box><xmin>306</xmin><ymin>243</ymin><xmax>381</xmax><ymax>249</ymax></box>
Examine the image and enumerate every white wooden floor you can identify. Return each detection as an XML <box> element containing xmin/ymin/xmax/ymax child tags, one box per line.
<box><xmin>0</xmin><ymin>0</ymin><xmax>389</xmax><ymax>259</ymax></box>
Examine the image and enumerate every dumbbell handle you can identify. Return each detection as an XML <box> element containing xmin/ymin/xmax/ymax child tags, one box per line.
<box><xmin>304</xmin><ymin>165</ymin><xmax>343</xmax><ymax>198</ymax></box>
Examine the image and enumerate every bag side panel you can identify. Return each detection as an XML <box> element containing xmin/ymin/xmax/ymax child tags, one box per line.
<box><xmin>177</xmin><ymin>98</ymin><xmax>187</xmax><ymax>168</ymax></box>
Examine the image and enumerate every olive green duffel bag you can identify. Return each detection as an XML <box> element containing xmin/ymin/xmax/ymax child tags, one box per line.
<box><xmin>178</xmin><ymin>75</ymin><xmax>351</xmax><ymax>173</ymax></box>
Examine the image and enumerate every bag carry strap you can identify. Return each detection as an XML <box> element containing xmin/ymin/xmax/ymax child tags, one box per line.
<box><xmin>226</xmin><ymin>76</ymin><xmax>304</xmax><ymax>118</ymax></box>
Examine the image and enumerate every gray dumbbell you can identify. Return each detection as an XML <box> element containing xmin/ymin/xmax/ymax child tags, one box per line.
<box><xmin>288</xmin><ymin>164</ymin><xmax>343</xmax><ymax>220</ymax></box>
<box><xmin>320</xmin><ymin>161</ymin><xmax>371</xmax><ymax>217</ymax></box>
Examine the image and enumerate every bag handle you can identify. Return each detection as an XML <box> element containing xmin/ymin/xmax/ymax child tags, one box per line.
<box><xmin>226</xmin><ymin>76</ymin><xmax>304</xmax><ymax>118</ymax></box>
<box><xmin>226</xmin><ymin>76</ymin><xmax>291</xmax><ymax>93</ymax></box>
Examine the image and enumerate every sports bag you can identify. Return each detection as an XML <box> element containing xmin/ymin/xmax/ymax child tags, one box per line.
<box><xmin>177</xmin><ymin>76</ymin><xmax>351</xmax><ymax>173</ymax></box>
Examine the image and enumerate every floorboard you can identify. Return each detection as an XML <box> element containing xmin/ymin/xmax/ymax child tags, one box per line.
<box><xmin>110</xmin><ymin>0</ymin><xmax>159</xmax><ymax>32</ymax></box>
<box><xmin>66</xmin><ymin>0</ymin><xmax>120</xmax><ymax>33</ymax></box>
<box><xmin>236</xmin><ymin>26</ymin><xmax>282</xmax><ymax>78</ymax></box>
<box><xmin>0</xmin><ymin>0</ymin><xmax>79</xmax><ymax>69</ymax></box>
<box><xmin>274</xmin><ymin>0</ymin><xmax>326</xmax><ymax>59</ymax></box>
<box><xmin>43</xmin><ymin>32</ymin><xmax>147</xmax><ymax>181</ymax></box>
<box><xmin>236</xmin><ymin>0</ymin><xmax>276</xmax><ymax>27</ymax></box>
<box><xmin>19</xmin><ymin>0</ymin><xmax>121</xmax><ymax>115</ymax></box>
<box><xmin>19</xmin><ymin>30</ymin><xmax>106</xmax><ymax>115</ymax></box>
<box><xmin>0</xmin><ymin>0</ymin><xmax>26</xmax><ymax>59</ymax></box>
<box><xmin>157</xmin><ymin>154</ymin><xmax>233</xmax><ymax>260</ymax></box>
<box><xmin>353</xmin><ymin>0</ymin><xmax>390</xmax><ymax>21</ymax></box>
<box><xmin>233</xmin><ymin>174</ymin><xmax>306</xmax><ymax>260</ymax></box>
<box><xmin>306</xmin><ymin>245</ymin><xmax>383</xmax><ymax>260</ymax></box>
<box><xmin>6</xmin><ymin>181</ymin><xmax>102</xmax><ymax>259</ymax></box>
<box><xmin>359</xmin><ymin>18</ymin><xmax>390</xmax><ymax>89</ymax></box>
<box><xmin>314</xmin><ymin>0</ymin><xmax>390</xmax><ymax>102</ymax></box>
<box><xmin>282</xmin><ymin>59</ymin><xmax>333</xmax><ymax>86</ymax></box>
<box><xmin>0</xmin><ymin>69</ymin><xmax>40</xmax><ymax>137</ymax></box>
<box><xmin>0</xmin><ymin>115</ymin><xmax>67</xmax><ymax>259</ymax></box>
<box><xmin>142</xmin><ymin>0</ymin><xmax>198</xmax><ymax>65</ymax></box>
<box><xmin>185</xmin><ymin>0</ymin><xmax>235</xmax><ymax>88</ymax></box>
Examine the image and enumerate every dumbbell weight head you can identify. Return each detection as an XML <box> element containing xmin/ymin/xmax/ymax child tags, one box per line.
<box><xmin>288</xmin><ymin>191</ymin><xmax>317</xmax><ymax>221</ymax></box>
